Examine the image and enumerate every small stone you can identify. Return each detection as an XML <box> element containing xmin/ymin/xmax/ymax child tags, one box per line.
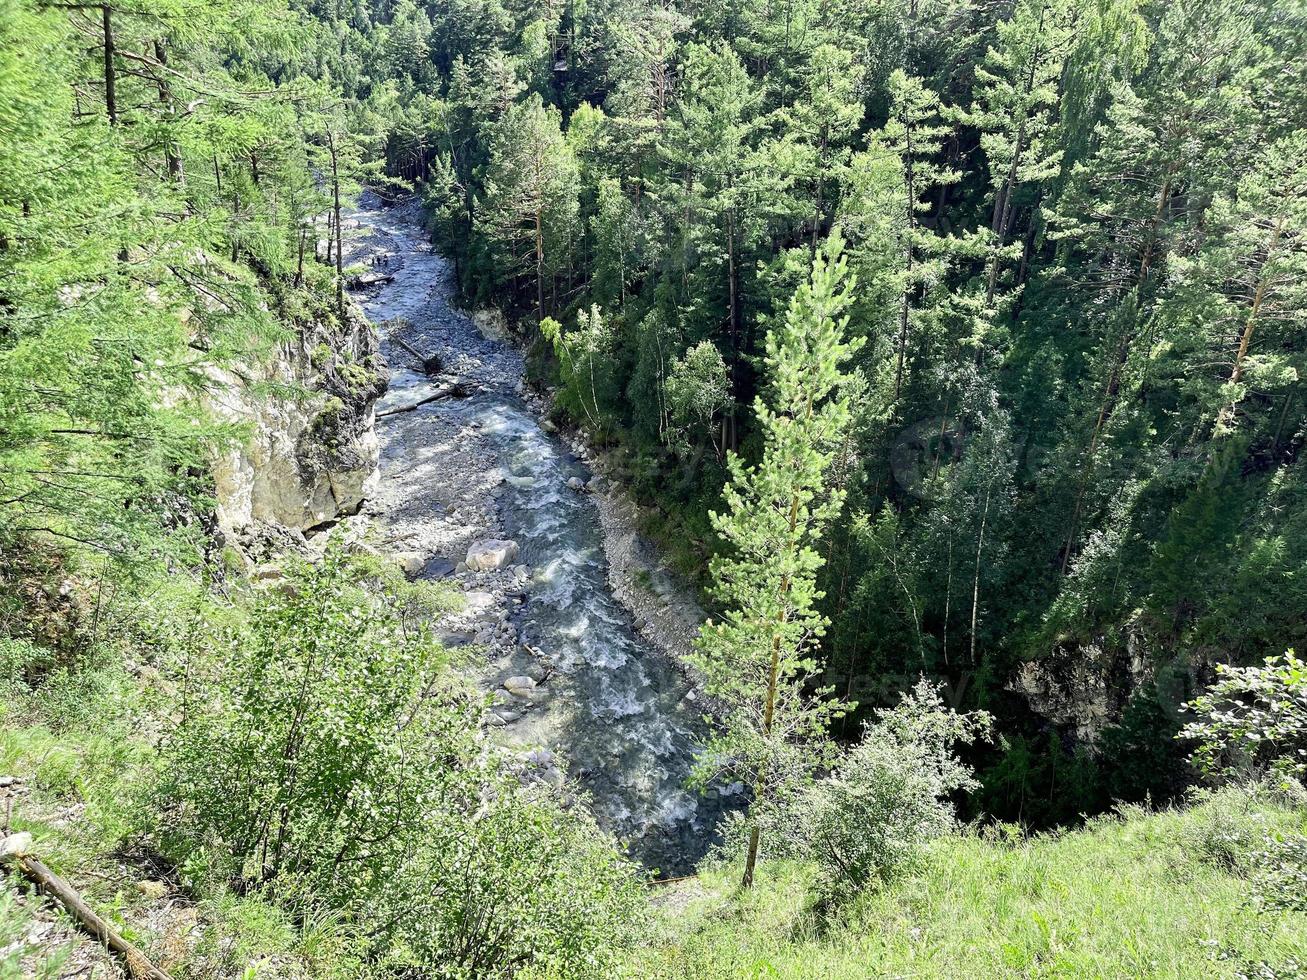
<box><xmin>136</xmin><ymin>880</ymin><xmax>170</xmax><ymax>900</ymax></box>
<box><xmin>503</xmin><ymin>674</ymin><xmax>537</xmax><ymax>693</ymax></box>
<box><xmin>0</xmin><ymin>833</ymin><xmax>32</xmax><ymax>862</ymax></box>
<box><xmin>0</xmin><ymin>776</ymin><xmax>18</xmax><ymax>788</ymax></box>
<box><xmin>541</xmin><ymin>419</ymin><xmax>557</xmax><ymax>433</ymax></box>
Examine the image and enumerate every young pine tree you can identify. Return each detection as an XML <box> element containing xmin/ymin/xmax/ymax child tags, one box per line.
<box><xmin>690</xmin><ymin>232</ymin><xmax>864</xmax><ymax>889</ymax></box>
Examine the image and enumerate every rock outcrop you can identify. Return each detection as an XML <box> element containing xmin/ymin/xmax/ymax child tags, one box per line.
<box><xmin>209</xmin><ymin>308</ymin><xmax>387</xmax><ymax>542</ymax></box>
<box><xmin>1008</xmin><ymin>625</ymin><xmax>1154</xmax><ymax>744</ymax></box>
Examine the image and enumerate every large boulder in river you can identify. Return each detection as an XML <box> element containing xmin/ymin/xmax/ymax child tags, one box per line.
<box><xmin>466</xmin><ymin>539</ymin><xmax>520</xmax><ymax>571</ymax></box>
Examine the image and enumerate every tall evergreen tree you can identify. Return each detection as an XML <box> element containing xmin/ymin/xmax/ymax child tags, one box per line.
<box><xmin>690</xmin><ymin>233</ymin><xmax>863</xmax><ymax>888</ymax></box>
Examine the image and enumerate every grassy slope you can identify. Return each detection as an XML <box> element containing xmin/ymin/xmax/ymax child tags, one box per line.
<box><xmin>633</xmin><ymin>796</ymin><xmax>1307</xmax><ymax>979</ymax></box>
<box><xmin>0</xmin><ymin>667</ymin><xmax>364</xmax><ymax>978</ymax></box>
<box><xmin>4</xmin><ymin>654</ymin><xmax>1305</xmax><ymax>979</ymax></box>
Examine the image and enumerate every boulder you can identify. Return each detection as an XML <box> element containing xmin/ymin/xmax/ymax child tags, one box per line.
<box><xmin>567</xmin><ymin>476</ymin><xmax>586</xmax><ymax>491</ymax></box>
<box><xmin>465</xmin><ymin>539</ymin><xmax>520</xmax><ymax>571</ymax></box>
<box><xmin>503</xmin><ymin>674</ymin><xmax>537</xmax><ymax>694</ymax></box>
<box><xmin>0</xmin><ymin>833</ymin><xmax>32</xmax><ymax>862</ymax></box>
<box><xmin>395</xmin><ymin>551</ymin><xmax>425</xmax><ymax>577</ymax></box>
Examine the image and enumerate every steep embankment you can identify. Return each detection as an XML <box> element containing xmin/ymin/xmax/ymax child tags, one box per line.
<box><xmin>208</xmin><ymin>289</ymin><xmax>387</xmax><ymax>556</ymax></box>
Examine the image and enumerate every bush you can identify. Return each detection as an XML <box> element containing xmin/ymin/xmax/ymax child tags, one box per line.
<box><xmin>155</xmin><ymin>545</ymin><xmax>472</xmax><ymax>900</ymax></box>
<box><xmin>378</xmin><ymin>786</ymin><xmax>644</xmax><ymax>979</ymax></box>
<box><xmin>155</xmin><ymin>544</ymin><xmax>643</xmax><ymax>976</ymax></box>
<box><xmin>1252</xmin><ymin>833</ymin><xmax>1307</xmax><ymax>913</ymax></box>
<box><xmin>1180</xmin><ymin>650</ymin><xmax>1307</xmax><ymax>782</ymax></box>
<box><xmin>798</xmin><ymin>679</ymin><xmax>991</xmax><ymax>892</ymax></box>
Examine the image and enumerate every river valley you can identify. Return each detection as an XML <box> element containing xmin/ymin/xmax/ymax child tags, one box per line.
<box><xmin>342</xmin><ymin>194</ymin><xmax>732</xmax><ymax>876</ymax></box>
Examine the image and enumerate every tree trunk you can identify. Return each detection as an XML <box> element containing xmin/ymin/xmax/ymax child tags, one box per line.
<box><xmin>102</xmin><ymin>5</ymin><xmax>117</xmax><ymax>126</ymax></box>
<box><xmin>152</xmin><ymin>40</ymin><xmax>184</xmax><ymax>183</ymax></box>
<box><xmin>535</xmin><ymin>205</ymin><xmax>545</xmax><ymax>322</ymax></box>
<box><xmin>970</xmin><ymin>482</ymin><xmax>993</xmax><ymax>665</ymax></box>
<box><xmin>329</xmin><ymin>134</ymin><xmax>344</xmax><ymax>316</ymax></box>
<box><xmin>1229</xmin><ymin>216</ymin><xmax>1284</xmax><ymax>386</ymax></box>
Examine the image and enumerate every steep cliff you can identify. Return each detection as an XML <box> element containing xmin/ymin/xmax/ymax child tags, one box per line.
<box><xmin>209</xmin><ymin>307</ymin><xmax>387</xmax><ymax>544</ymax></box>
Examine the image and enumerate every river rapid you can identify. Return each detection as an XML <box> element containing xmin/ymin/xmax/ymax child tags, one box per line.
<box><xmin>342</xmin><ymin>193</ymin><xmax>733</xmax><ymax>876</ymax></box>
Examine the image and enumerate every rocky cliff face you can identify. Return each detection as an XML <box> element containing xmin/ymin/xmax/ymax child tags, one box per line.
<box><xmin>1009</xmin><ymin>638</ymin><xmax>1150</xmax><ymax>744</ymax></box>
<box><xmin>208</xmin><ymin>308</ymin><xmax>387</xmax><ymax>545</ymax></box>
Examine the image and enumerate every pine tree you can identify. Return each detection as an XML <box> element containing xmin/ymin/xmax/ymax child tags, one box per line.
<box><xmin>481</xmin><ymin>94</ymin><xmax>579</xmax><ymax>322</ymax></box>
<box><xmin>690</xmin><ymin>232</ymin><xmax>863</xmax><ymax>889</ymax></box>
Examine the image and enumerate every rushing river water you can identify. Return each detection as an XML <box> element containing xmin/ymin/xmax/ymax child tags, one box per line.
<box><xmin>346</xmin><ymin>194</ymin><xmax>732</xmax><ymax>875</ymax></box>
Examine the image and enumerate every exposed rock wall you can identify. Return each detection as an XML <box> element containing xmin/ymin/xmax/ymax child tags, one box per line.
<box><xmin>209</xmin><ymin>309</ymin><xmax>386</xmax><ymax>542</ymax></box>
<box><xmin>1008</xmin><ymin>625</ymin><xmax>1153</xmax><ymax>744</ymax></box>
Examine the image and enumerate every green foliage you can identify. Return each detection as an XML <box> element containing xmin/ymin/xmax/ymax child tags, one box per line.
<box><xmin>1180</xmin><ymin>651</ymin><xmax>1307</xmax><ymax>782</ymax></box>
<box><xmin>378</xmin><ymin>791</ymin><xmax>643</xmax><ymax>978</ymax></box>
<box><xmin>690</xmin><ymin>233</ymin><xmax>863</xmax><ymax>882</ymax></box>
<box><xmin>797</xmin><ymin>679</ymin><xmax>991</xmax><ymax>893</ymax></box>
<box><xmin>0</xmin><ymin>892</ymin><xmax>67</xmax><ymax>979</ymax></box>
<box><xmin>629</xmin><ymin>787</ymin><xmax>1307</xmax><ymax>979</ymax></box>
<box><xmin>152</xmin><ymin>544</ymin><xmax>641</xmax><ymax>975</ymax></box>
<box><xmin>155</xmin><ymin>545</ymin><xmax>470</xmax><ymax>896</ymax></box>
<box><xmin>664</xmin><ymin>341</ymin><xmax>730</xmax><ymax>459</ymax></box>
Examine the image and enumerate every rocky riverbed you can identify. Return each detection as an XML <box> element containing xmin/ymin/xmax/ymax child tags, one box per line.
<box><xmin>338</xmin><ymin>193</ymin><xmax>734</xmax><ymax>875</ymax></box>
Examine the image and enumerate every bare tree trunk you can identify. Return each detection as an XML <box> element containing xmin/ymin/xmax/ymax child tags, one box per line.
<box><xmin>895</xmin><ymin>116</ymin><xmax>917</xmax><ymax>400</ymax></box>
<box><xmin>102</xmin><ymin>5</ymin><xmax>117</xmax><ymax>125</ymax></box>
<box><xmin>328</xmin><ymin>133</ymin><xmax>344</xmax><ymax>316</ymax></box>
<box><xmin>149</xmin><ymin>39</ymin><xmax>184</xmax><ymax>183</ymax></box>
<box><xmin>535</xmin><ymin>205</ymin><xmax>545</xmax><ymax>322</ymax></box>
<box><xmin>970</xmin><ymin>482</ymin><xmax>993</xmax><ymax>665</ymax></box>
<box><xmin>6</xmin><ymin>848</ymin><xmax>172</xmax><ymax>980</ymax></box>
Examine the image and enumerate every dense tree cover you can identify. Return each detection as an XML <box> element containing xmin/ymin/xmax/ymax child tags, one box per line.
<box><xmin>301</xmin><ymin>0</ymin><xmax>1307</xmax><ymax>821</ymax></box>
<box><xmin>0</xmin><ymin>0</ymin><xmax>389</xmax><ymax>569</ymax></box>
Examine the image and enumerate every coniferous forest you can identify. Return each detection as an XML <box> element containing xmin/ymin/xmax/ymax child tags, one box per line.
<box><xmin>2</xmin><ymin>0</ymin><xmax>1307</xmax><ymax>976</ymax></box>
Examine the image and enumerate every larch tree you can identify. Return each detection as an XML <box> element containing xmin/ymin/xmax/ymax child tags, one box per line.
<box><xmin>689</xmin><ymin>232</ymin><xmax>863</xmax><ymax>889</ymax></box>
<box><xmin>962</xmin><ymin>0</ymin><xmax>1074</xmax><ymax>308</ymax></box>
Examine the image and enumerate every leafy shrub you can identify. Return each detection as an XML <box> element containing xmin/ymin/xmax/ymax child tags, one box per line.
<box><xmin>1180</xmin><ymin>785</ymin><xmax>1283</xmax><ymax>875</ymax></box>
<box><xmin>1180</xmin><ymin>650</ymin><xmax>1307</xmax><ymax>781</ymax></box>
<box><xmin>1251</xmin><ymin>833</ymin><xmax>1307</xmax><ymax>913</ymax></box>
<box><xmin>379</xmin><ymin>787</ymin><xmax>644</xmax><ymax>979</ymax></box>
<box><xmin>797</xmin><ymin>679</ymin><xmax>991</xmax><ymax>892</ymax></box>
<box><xmin>155</xmin><ymin>544</ymin><xmax>642</xmax><ymax>976</ymax></box>
<box><xmin>155</xmin><ymin>545</ymin><xmax>471</xmax><ymax>899</ymax></box>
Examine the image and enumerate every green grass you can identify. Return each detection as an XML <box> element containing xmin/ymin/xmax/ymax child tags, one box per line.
<box><xmin>631</xmin><ymin>792</ymin><xmax>1307</xmax><ymax>979</ymax></box>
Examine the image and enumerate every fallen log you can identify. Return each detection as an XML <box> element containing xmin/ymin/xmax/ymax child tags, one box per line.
<box><xmin>1</xmin><ymin>835</ymin><xmax>172</xmax><ymax>980</ymax></box>
<box><xmin>346</xmin><ymin>271</ymin><xmax>395</xmax><ymax>289</ymax></box>
<box><xmin>392</xmin><ymin>336</ymin><xmax>442</xmax><ymax>376</ymax></box>
<box><xmin>376</xmin><ymin>381</ymin><xmax>475</xmax><ymax>418</ymax></box>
